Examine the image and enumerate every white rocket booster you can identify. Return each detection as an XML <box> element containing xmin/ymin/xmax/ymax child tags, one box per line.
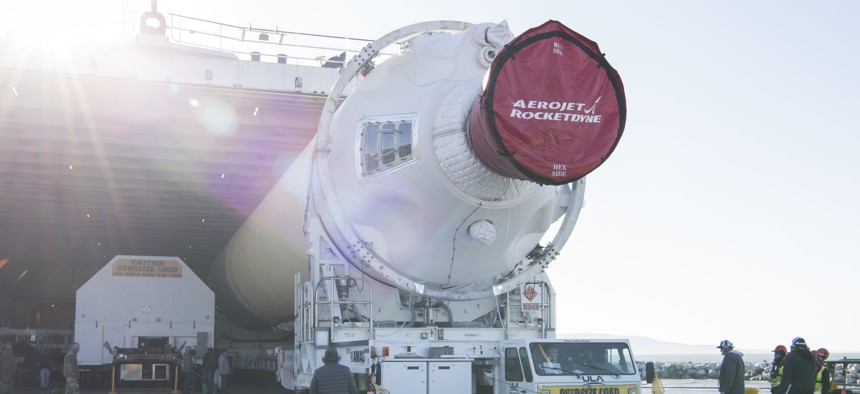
<box><xmin>209</xmin><ymin>20</ymin><xmax>626</xmax><ymax>325</ymax></box>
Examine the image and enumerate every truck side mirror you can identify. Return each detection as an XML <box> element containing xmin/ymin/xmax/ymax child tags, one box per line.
<box><xmin>645</xmin><ymin>362</ymin><xmax>655</xmax><ymax>383</ymax></box>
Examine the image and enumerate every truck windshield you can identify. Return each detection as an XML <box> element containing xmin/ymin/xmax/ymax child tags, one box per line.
<box><xmin>530</xmin><ymin>342</ymin><xmax>636</xmax><ymax>376</ymax></box>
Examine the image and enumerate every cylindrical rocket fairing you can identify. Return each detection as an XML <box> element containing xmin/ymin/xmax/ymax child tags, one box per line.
<box><xmin>210</xmin><ymin>20</ymin><xmax>626</xmax><ymax>325</ymax></box>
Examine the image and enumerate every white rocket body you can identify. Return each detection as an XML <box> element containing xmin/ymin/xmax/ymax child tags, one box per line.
<box><xmin>210</xmin><ymin>21</ymin><xmax>611</xmax><ymax>325</ymax></box>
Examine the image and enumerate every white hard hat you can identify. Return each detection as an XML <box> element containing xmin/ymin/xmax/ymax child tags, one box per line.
<box><xmin>717</xmin><ymin>340</ymin><xmax>733</xmax><ymax>349</ymax></box>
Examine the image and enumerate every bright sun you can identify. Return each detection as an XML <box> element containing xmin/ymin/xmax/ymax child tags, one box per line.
<box><xmin>2</xmin><ymin>0</ymin><xmax>144</xmax><ymax>42</ymax></box>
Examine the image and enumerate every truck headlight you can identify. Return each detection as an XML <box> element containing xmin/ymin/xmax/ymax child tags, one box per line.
<box><xmin>629</xmin><ymin>387</ymin><xmax>638</xmax><ymax>394</ymax></box>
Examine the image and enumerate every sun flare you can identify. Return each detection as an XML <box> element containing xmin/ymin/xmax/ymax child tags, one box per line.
<box><xmin>2</xmin><ymin>0</ymin><xmax>143</xmax><ymax>43</ymax></box>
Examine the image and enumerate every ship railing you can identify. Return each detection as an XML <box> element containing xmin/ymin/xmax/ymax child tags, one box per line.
<box><xmin>0</xmin><ymin>327</ymin><xmax>74</xmax><ymax>350</ymax></box>
<box><xmin>166</xmin><ymin>13</ymin><xmax>393</xmax><ymax>68</ymax></box>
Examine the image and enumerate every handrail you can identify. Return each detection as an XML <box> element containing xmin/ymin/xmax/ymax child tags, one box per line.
<box><xmin>313</xmin><ymin>275</ymin><xmax>374</xmax><ymax>343</ymax></box>
<box><xmin>166</xmin><ymin>13</ymin><xmax>380</xmax><ymax>67</ymax></box>
<box><xmin>169</xmin><ymin>13</ymin><xmax>375</xmax><ymax>42</ymax></box>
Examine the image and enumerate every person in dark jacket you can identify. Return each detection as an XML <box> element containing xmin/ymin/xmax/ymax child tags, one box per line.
<box><xmin>717</xmin><ymin>340</ymin><xmax>745</xmax><ymax>394</ymax></box>
<box><xmin>310</xmin><ymin>345</ymin><xmax>357</xmax><ymax>394</ymax></box>
<box><xmin>202</xmin><ymin>348</ymin><xmax>217</xmax><ymax>394</ymax></box>
<box><xmin>776</xmin><ymin>337</ymin><xmax>817</xmax><ymax>394</ymax></box>
<box><xmin>38</xmin><ymin>349</ymin><xmax>53</xmax><ymax>389</ymax></box>
<box><xmin>181</xmin><ymin>349</ymin><xmax>196</xmax><ymax>394</ymax></box>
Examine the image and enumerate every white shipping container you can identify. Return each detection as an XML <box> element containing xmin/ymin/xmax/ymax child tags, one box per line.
<box><xmin>74</xmin><ymin>255</ymin><xmax>215</xmax><ymax>367</ymax></box>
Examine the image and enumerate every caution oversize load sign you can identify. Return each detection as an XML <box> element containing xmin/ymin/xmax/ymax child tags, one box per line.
<box><xmin>542</xmin><ymin>385</ymin><xmax>638</xmax><ymax>394</ymax></box>
<box><xmin>111</xmin><ymin>257</ymin><xmax>183</xmax><ymax>278</ymax></box>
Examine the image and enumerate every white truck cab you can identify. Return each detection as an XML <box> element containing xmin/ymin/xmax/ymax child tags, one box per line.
<box><xmin>497</xmin><ymin>339</ymin><xmax>641</xmax><ymax>394</ymax></box>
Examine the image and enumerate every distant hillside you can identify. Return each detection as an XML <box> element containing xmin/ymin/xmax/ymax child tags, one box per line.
<box><xmin>559</xmin><ymin>333</ymin><xmax>769</xmax><ymax>355</ymax></box>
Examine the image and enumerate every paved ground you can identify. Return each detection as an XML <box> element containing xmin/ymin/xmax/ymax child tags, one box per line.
<box><xmin>10</xmin><ymin>370</ymin><xmax>295</xmax><ymax>394</ymax></box>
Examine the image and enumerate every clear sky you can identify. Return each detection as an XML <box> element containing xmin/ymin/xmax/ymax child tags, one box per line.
<box><xmin>9</xmin><ymin>0</ymin><xmax>859</xmax><ymax>352</ymax></box>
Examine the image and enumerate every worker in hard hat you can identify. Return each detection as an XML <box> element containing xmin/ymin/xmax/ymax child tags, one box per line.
<box><xmin>775</xmin><ymin>337</ymin><xmax>816</xmax><ymax>394</ymax></box>
<box><xmin>814</xmin><ymin>348</ymin><xmax>831</xmax><ymax>394</ymax></box>
<box><xmin>771</xmin><ymin>344</ymin><xmax>788</xmax><ymax>391</ymax></box>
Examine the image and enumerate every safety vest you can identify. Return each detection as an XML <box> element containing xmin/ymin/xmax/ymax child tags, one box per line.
<box><xmin>814</xmin><ymin>366</ymin><xmax>825</xmax><ymax>393</ymax></box>
<box><xmin>771</xmin><ymin>364</ymin><xmax>784</xmax><ymax>388</ymax></box>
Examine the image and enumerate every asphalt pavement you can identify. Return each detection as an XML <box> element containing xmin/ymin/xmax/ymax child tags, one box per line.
<box><xmin>10</xmin><ymin>369</ymin><xmax>294</xmax><ymax>394</ymax></box>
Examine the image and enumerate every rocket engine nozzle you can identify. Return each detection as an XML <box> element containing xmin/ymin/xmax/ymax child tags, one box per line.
<box><xmin>468</xmin><ymin>20</ymin><xmax>627</xmax><ymax>185</ymax></box>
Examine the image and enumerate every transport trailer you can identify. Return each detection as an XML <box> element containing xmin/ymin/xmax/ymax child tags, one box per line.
<box><xmin>74</xmin><ymin>255</ymin><xmax>214</xmax><ymax>389</ymax></box>
<box><xmin>105</xmin><ymin>336</ymin><xmax>180</xmax><ymax>389</ymax></box>
<box><xmin>213</xmin><ymin>16</ymin><xmax>633</xmax><ymax>394</ymax></box>
<box><xmin>205</xmin><ymin>12</ymin><xmax>632</xmax><ymax>394</ymax></box>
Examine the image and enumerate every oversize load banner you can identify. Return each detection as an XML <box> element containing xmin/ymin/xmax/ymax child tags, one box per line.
<box><xmin>470</xmin><ymin>20</ymin><xmax>626</xmax><ymax>185</ymax></box>
<box><xmin>112</xmin><ymin>258</ymin><xmax>182</xmax><ymax>278</ymax></box>
<box><xmin>540</xmin><ymin>385</ymin><xmax>638</xmax><ymax>394</ymax></box>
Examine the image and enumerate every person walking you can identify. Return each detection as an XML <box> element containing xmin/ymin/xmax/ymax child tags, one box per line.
<box><xmin>63</xmin><ymin>342</ymin><xmax>80</xmax><ymax>394</ymax></box>
<box><xmin>217</xmin><ymin>349</ymin><xmax>231</xmax><ymax>393</ymax></box>
<box><xmin>181</xmin><ymin>348</ymin><xmax>196</xmax><ymax>394</ymax></box>
<box><xmin>775</xmin><ymin>337</ymin><xmax>816</xmax><ymax>394</ymax></box>
<box><xmin>310</xmin><ymin>345</ymin><xmax>358</xmax><ymax>394</ymax></box>
<box><xmin>717</xmin><ymin>340</ymin><xmax>745</xmax><ymax>394</ymax></box>
<box><xmin>772</xmin><ymin>344</ymin><xmax>788</xmax><ymax>392</ymax></box>
<box><xmin>0</xmin><ymin>343</ymin><xmax>16</xmax><ymax>394</ymax></box>
<box><xmin>202</xmin><ymin>347</ymin><xmax>217</xmax><ymax>394</ymax></box>
<box><xmin>38</xmin><ymin>348</ymin><xmax>53</xmax><ymax>389</ymax></box>
<box><xmin>814</xmin><ymin>348</ymin><xmax>831</xmax><ymax>394</ymax></box>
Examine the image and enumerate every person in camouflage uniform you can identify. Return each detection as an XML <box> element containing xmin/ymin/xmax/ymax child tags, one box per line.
<box><xmin>64</xmin><ymin>342</ymin><xmax>80</xmax><ymax>394</ymax></box>
<box><xmin>0</xmin><ymin>343</ymin><xmax>16</xmax><ymax>394</ymax></box>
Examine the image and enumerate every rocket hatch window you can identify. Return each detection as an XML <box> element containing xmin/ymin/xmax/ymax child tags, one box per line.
<box><xmin>359</xmin><ymin>115</ymin><xmax>416</xmax><ymax>177</ymax></box>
